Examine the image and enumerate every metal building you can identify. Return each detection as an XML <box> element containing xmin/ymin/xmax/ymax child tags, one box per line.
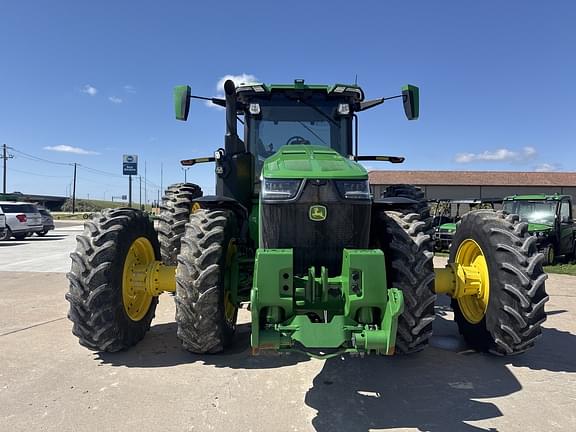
<box><xmin>369</xmin><ymin>171</ymin><xmax>576</xmax><ymax>208</ymax></box>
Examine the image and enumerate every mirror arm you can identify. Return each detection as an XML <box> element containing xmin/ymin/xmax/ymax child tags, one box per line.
<box><xmin>180</xmin><ymin>156</ymin><xmax>216</xmax><ymax>166</ymax></box>
<box><xmin>355</xmin><ymin>155</ymin><xmax>405</xmax><ymax>164</ymax></box>
<box><xmin>189</xmin><ymin>95</ymin><xmax>226</xmax><ymax>107</ymax></box>
<box><xmin>356</xmin><ymin>94</ymin><xmax>404</xmax><ymax>112</ymax></box>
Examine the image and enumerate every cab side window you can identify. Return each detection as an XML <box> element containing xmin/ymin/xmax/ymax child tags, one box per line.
<box><xmin>560</xmin><ymin>201</ymin><xmax>571</xmax><ymax>222</ymax></box>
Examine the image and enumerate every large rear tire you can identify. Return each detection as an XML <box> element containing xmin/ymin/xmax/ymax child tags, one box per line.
<box><xmin>66</xmin><ymin>208</ymin><xmax>160</xmax><ymax>352</ymax></box>
<box><xmin>157</xmin><ymin>183</ymin><xmax>202</xmax><ymax>265</ymax></box>
<box><xmin>175</xmin><ymin>209</ymin><xmax>239</xmax><ymax>353</ymax></box>
<box><xmin>372</xmin><ymin>210</ymin><xmax>436</xmax><ymax>354</ymax></box>
<box><xmin>450</xmin><ymin>211</ymin><xmax>548</xmax><ymax>355</ymax></box>
<box><xmin>381</xmin><ymin>185</ymin><xmax>431</xmax><ymax>226</ymax></box>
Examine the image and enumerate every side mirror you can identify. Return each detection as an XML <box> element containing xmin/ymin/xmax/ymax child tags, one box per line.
<box><xmin>174</xmin><ymin>85</ymin><xmax>191</xmax><ymax>121</ymax></box>
<box><xmin>402</xmin><ymin>84</ymin><xmax>419</xmax><ymax>120</ymax></box>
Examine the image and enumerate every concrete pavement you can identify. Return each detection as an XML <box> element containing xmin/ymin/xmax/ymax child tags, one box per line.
<box><xmin>0</xmin><ymin>225</ymin><xmax>83</xmax><ymax>273</ymax></box>
<box><xmin>0</xmin><ymin>229</ymin><xmax>575</xmax><ymax>431</ymax></box>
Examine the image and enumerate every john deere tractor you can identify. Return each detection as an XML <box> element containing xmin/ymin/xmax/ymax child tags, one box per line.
<box><xmin>66</xmin><ymin>79</ymin><xmax>548</xmax><ymax>357</ymax></box>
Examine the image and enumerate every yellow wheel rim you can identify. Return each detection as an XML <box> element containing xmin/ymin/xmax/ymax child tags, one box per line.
<box><xmin>223</xmin><ymin>238</ymin><xmax>238</xmax><ymax>324</ymax></box>
<box><xmin>122</xmin><ymin>237</ymin><xmax>155</xmax><ymax>321</ymax></box>
<box><xmin>191</xmin><ymin>202</ymin><xmax>202</xmax><ymax>213</ymax></box>
<box><xmin>455</xmin><ymin>239</ymin><xmax>490</xmax><ymax>324</ymax></box>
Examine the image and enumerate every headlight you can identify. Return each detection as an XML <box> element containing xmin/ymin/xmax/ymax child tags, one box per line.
<box><xmin>261</xmin><ymin>179</ymin><xmax>301</xmax><ymax>200</ymax></box>
<box><xmin>335</xmin><ymin>180</ymin><xmax>371</xmax><ymax>200</ymax></box>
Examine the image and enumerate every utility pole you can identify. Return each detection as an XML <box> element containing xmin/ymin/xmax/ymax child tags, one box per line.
<box><xmin>128</xmin><ymin>175</ymin><xmax>132</xmax><ymax>208</ymax></box>
<box><xmin>144</xmin><ymin>160</ymin><xmax>147</xmax><ymax>206</ymax></box>
<box><xmin>72</xmin><ymin>163</ymin><xmax>77</xmax><ymax>214</ymax></box>
<box><xmin>139</xmin><ymin>175</ymin><xmax>142</xmax><ymax>209</ymax></box>
<box><xmin>2</xmin><ymin>144</ymin><xmax>14</xmax><ymax>195</ymax></box>
<box><xmin>182</xmin><ymin>167</ymin><xmax>189</xmax><ymax>183</ymax></box>
<box><xmin>160</xmin><ymin>162</ymin><xmax>163</xmax><ymax>194</ymax></box>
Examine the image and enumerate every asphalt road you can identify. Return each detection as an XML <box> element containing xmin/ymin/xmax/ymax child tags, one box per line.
<box><xmin>0</xmin><ymin>228</ymin><xmax>575</xmax><ymax>431</ymax></box>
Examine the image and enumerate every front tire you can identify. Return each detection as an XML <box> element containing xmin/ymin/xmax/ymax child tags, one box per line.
<box><xmin>66</xmin><ymin>208</ymin><xmax>160</xmax><ymax>352</ymax></box>
<box><xmin>450</xmin><ymin>211</ymin><xmax>548</xmax><ymax>355</ymax></box>
<box><xmin>372</xmin><ymin>210</ymin><xmax>436</xmax><ymax>354</ymax></box>
<box><xmin>175</xmin><ymin>209</ymin><xmax>239</xmax><ymax>353</ymax></box>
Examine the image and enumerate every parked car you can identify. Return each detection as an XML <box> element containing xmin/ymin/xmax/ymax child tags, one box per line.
<box><xmin>0</xmin><ymin>205</ymin><xmax>6</xmax><ymax>237</ymax></box>
<box><xmin>37</xmin><ymin>207</ymin><xmax>55</xmax><ymax>236</ymax></box>
<box><xmin>0</xmin><ymin>201</ymin><xmax>43</xmax><ymax>240</ymax></box>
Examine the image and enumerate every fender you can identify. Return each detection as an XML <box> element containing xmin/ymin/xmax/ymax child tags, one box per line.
<box><xmin>192</xmin><ymin>195</ymin><xmax>248</xmax><ymax>230</ymax></box>
<box><xmin>372</xmin><ymin>197</ymin><xmax>419</xmax><ymax>210</ymax></box>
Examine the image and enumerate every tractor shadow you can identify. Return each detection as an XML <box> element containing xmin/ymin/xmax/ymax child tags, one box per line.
<box><xmin>18</xmin><ymin>235</ymin><xmax>67</xmax><ymax>241</ymax></box>
<box><xmin>96</xmin><ymin>321</ymin><xmax>310</xmax><ymax>369</ymax></box>
<box><xmin>306</xmin><ymin>296</ymin><xmax>576</xmax><ymax>432</ymax></box>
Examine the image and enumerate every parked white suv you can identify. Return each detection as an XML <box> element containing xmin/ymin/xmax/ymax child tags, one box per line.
<box><xmin>0</xmin><ymin>206</ymin><xmax>6</xmax><ymax>237</ymax></box>
<box><xmin>0</xmin><ymin>201</ymin><xmax>43</xmax><ymax>240</ymax></box>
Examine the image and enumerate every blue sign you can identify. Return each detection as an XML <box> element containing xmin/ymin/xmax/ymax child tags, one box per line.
<box><xmin>123</xmin><ymin>154</ymin><xmax>138</xmax><ymax>175</ymax></box>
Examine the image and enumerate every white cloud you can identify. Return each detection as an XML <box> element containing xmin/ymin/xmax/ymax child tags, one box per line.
<box><xmin>44</xmin><ymin>145</ymin><xmax>100</xmax><ymax>155</ymax></box>
<box><xmin>123</xmin><ymin>85</ymin><xmax>136</xmax><ymax>93</ymax></box>
<box><xmin>206</xmin><ymin>73</ymin><xmax>258</xmax><ymax>108</ymax></box>
<box><xmin>534</xmin><ymin>163</ymin><xmax>560</xmax><ymax>172</ymax></box>
<box><xmin>216</xmin><ymin>73</ymin><xmax>258</xmax><ymax>93</ymax></box>
<box><xmin>81</xmin><ymin>84</ymin><xmax>98</xmax><ymax>96</ymax></box>
<box><xmin>455</xmin><ymin>146</ymin><xmax>536</xmax><ymax>163</ymax></box>
<box><xmin>108</xmin><ymin>96</ymin><xmax>123</xmax><ymax>104</ymax></box>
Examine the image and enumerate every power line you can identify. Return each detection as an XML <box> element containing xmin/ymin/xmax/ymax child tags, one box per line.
<box><xmin>9</xmin><ymin>147</ymin><xmax>72</xmax><ymax>166</ymax></box>
<box><xmin>8</xmin><ymin>146</ymin><xmax>164</xmax><ymax>194</ymax></box>
<box><xmin>10</xmin><ymin>168</ymin><xmax>70</xmax><ymax>178</ymax></box>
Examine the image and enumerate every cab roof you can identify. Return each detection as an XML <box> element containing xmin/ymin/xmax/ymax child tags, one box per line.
<box><xmin>235</xmin><ymin>79</ymin><xmax>365</xmax><ymax>102</ymax></box>
<box><xmin>503</xmin><ymin>194</ymin><xmax>570</xmax><ymax>201</ymax></box>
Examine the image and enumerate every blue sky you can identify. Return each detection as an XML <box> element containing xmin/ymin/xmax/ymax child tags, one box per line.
<box><xmin>1</xmin><ymin>1</ymin><xmax>575</xmax><ymax>202</ymax></box>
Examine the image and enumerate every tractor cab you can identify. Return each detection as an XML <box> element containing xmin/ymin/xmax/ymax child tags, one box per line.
<box><xmin>236</xmin><ymin>82</ymin><xmax>362</xmax><ymax>164</ymax></box>
<box><xmin>502</xmin><ymin>194</ymin><xmax>575</xmax><ymax>264</ymax></box>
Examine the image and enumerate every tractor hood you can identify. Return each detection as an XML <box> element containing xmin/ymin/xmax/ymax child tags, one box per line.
<box><xmin>527</xmin><ymin>223</ymin><xmax>553</xmax><ymax>233</ymax></box>
<box><xmin>262</xmin><ymin>145</ymin><xmax>367</xmax><ymax>180</ymax></box>
<box><xmin>438</xmin><ymin>222</ymin><xmax>457</xmax><ymax>232</ymax></box>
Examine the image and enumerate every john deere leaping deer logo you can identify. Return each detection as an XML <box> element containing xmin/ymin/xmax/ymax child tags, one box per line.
<box><xmin>309</xmin><ymin>205</ymin><xmax>327</xmax><ymax>221</ymax></box>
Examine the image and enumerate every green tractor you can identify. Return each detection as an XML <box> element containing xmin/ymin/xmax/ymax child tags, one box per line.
<box><xmin>66</xmin><ymin>79</ymin><xmax>548</xmax><ymax>357</ymax></box>
<box><xmin>502</xmin><ymin>194</ymin><xmax>576</xmax><ymax>265</ymax></box>
<box><xmin>432</xmin><ymin>198</ymin><xmax>502</xmax><ymax>251</ymax></box>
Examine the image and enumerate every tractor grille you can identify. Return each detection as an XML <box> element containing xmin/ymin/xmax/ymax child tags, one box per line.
<box><xmin>261</xmin><ymin>180</ymin><xmax>371</xmax><ymax>276</ymax></box>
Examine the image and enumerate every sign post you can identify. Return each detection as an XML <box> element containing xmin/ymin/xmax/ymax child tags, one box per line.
<box><xmin>123</xmin><ymin>155</ymin><xmax>138</xmax><ymax>208</ymax></box>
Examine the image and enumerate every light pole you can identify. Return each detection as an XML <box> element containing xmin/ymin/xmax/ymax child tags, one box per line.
<box><xmin>181</xmin><ymin>167</ymin><xmax>190</xmax><ymax>183</ymax></box>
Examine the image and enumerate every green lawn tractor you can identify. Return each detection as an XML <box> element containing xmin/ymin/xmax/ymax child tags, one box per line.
<box><xmin>432</xmin><ymin>198</ymin><xmax>502</xmax><ymax>251</ymax></box>
<box><xmin>66</xmin><ymin>79</ymin><xmax>548</xmax><ymax>357</ymax></box>
<box><xmin>502</xmin><ymin>194</ymin><xmax>576</xmax><ymax>265</ymax></box>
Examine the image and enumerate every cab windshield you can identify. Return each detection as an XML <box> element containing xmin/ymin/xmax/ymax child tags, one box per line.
<box><xmin>247</xmin><ymin>95</ymin><xmax>351</xmax><ymax>164</ymax></box>
<box><xmin>503</xmin><ymin>201</ymin><xmax>557</xmax><ymax>225</ymax></box>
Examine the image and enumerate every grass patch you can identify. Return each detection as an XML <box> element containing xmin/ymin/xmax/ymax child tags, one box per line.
<box><xmin>544</xmin><ymin>262</ymin><xmax>576</xmax><ymax>276</ymax></box>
